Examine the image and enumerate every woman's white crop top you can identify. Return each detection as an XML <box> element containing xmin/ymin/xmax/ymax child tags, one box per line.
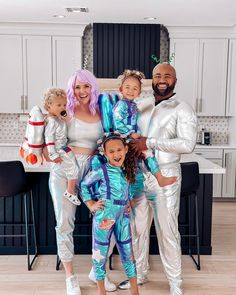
<box><xmin>67</xmin><ymin>117</ymin><xmax>103</xmax><ymax>150</ymax></box>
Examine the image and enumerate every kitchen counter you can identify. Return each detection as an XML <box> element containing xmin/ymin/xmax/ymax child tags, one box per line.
<box><xmin>0</xmin><ymin>145</ymin><xmax>225</xmax><ymax>174</ymax></box>
<box><xmin>0</xmin><ymin>145</ymin><xmax>223</xmax><ymax>256</ymax></box>
<box><xmin>195</xmin><ymin>143</ymin><xmax>236</xmax><ymax>149</ymax></box>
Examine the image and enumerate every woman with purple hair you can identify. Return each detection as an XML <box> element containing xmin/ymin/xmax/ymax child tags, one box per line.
<box><xmin>49</xmin><ymin>69</ymin><xmax>115</xmax><ymax>295</ymax></box>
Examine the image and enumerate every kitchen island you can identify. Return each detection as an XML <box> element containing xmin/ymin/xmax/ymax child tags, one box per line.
<box><xmin>0</xmin><ymin>145</ymin><xmax>225</xmax><ymax>255</ymax></box>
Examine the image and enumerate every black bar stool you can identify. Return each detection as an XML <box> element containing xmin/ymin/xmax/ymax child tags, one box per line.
<box><xmin>179</xmin><ymin>161</ymin><xmax>201</xmax><ymax>270</ymax></box>
<box><xmin>0</xmin><ymin>161</ymin><xmax>38</xmax><ymax>270</ymax></box>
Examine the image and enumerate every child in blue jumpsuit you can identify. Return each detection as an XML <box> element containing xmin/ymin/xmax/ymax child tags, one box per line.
<box><xmin>113</xmin><ymin>69</ymin><xmax>176</xmax><ymax>187</ymax></box>
<box><xmin>80</xmin><ymin>133</ymin><xmax>140</xmax><ymax>295</ymax></box>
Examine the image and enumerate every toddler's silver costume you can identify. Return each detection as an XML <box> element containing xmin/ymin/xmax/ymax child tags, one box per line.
<box><xmin>45</xmin><ymin>116</ymin><xmax>78</xmax><ymax>179</ymax></box>
<box><xmin>49</xmin><ymin>117</ymin><xmax>103</xmax><ymax>261</ymax></box>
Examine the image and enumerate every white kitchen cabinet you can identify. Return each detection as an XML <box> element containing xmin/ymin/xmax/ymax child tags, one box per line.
<box><xmin>170</xmin><ymin>38</ymin><xmax>228</xmax><ymax>116</ymax></box>
<box><xmin>222</xmin><ymin>149</ymin><xmax>236</xmax><ymax>198</ymax></box>
<box><xmin>23</xmin><ymin>35</ymin><xmax>52</xmax><ymax>112</ymax></box>
<box><xmin>0</xmin><ymin>35</ymin><xmax>52</xmax><ymax>113</ymax></box>
<box><xmin>226</xmin><ymin>39</ymin><xmax>236</xmax><ymax>116</ymax></box>
<box><xmin>52</xmin><ymin>36</ymin><xmax>82</xmax><ymax>89</ymax></box>
<box><xmin>0</xmin><ymin>35</ymin><xmax>23</xmax><ymax>113</ymax></box>
<box><xmin>194</xmin><ymin>148</ymin><xmax>223</xmax><ymax>198</ymax></box>
<box><xmin>0</xmin><ymin>33</ymin><xmax>83</xmax><ymax>113</ymax></box>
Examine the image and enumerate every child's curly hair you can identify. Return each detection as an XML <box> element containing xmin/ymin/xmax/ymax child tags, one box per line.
<box><xmin>120</xmin><ymin>69</ymin><xmax>145</xmax><ymax>87</ymax></box>
<box><xmin>102</xmin><ymin>133</ymin><xmax>137</xmax><ymax>183</ymax></box>
<box><xmin>43</xmin><ymin>88</ymin><xmax>67</xmax><ymax>111</ymax></box>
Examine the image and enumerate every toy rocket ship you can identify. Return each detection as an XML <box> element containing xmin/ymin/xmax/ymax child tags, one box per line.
<box><xmin>20</xmin><ymin>105</ymin><xmax>45</xmax><ymax>165</ymax></box>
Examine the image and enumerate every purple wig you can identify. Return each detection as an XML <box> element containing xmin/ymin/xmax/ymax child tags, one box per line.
<box><xmin>66</xmin><ymin>69</ymin><xmax>100</xmax><ymax>116</ymax></box>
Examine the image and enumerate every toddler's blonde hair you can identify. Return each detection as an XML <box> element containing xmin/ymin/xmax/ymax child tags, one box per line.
<box><xmin>43</xmin><ymin>88</ymin><xmax>67</xmax><ymax>111</ymax></box>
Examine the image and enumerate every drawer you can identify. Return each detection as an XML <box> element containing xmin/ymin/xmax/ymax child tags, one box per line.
<box><xmin>194</xmin><ymin>148</ymin><xmax>223</xmax><ymax>159</ymax></box>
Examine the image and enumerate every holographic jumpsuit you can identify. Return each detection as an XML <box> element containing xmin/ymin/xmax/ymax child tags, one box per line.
<box><xmin>113</xmin><ymin>98</ymin><xmax>159</xmax><ymax>176</ymax></box>
<box><xmin>113</xmin><ymin>99</ymin><xmax>140</xmax><ymax>136</ymax></box>
<box><xmin>80</xmin><ymin>163</ymin><xmax>136</xmax><ymax>281</ymax></box>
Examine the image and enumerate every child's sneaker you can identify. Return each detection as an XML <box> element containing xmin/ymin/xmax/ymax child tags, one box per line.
<box><xmin>88</xmin><ymin>267</ymin><xmax>117</xmax><ymax>292</ymax></box>
<box><xmin>66</xmin><ymin>275</ymin><xmax>81</xmax><ymax>295</ymax></box>
<box><xmin>64</xmin><ymin>190</ymin><xmax>81</xmax><ymax>206</ymax></box>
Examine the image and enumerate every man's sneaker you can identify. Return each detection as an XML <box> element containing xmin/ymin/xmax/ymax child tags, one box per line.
<box><xmin>118</xmin><ymin>279</ymin><xmax>131</xmax><ymax>290</ymax></box>
<box><xmin>88</xmin><ymin>267</ymin><xmax>117</xmax><ymax>292</ymax></box>
<box><xmin>118</xmin><ymin>278</ymin><xmax>147</xmax><ymax>290</ymax></box>
<box><xmin>66</xmin><ymin>275</ymin><xmax>81</xmax><ymax>295</ymax></box>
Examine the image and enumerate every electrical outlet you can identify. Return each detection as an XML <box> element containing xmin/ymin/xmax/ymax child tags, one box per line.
<box><xmin>13</xmin><ymin>120</ymin><xmax>18</xmax><ymax>129</ymax></box>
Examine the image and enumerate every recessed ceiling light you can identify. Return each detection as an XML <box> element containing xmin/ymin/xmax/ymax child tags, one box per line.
<box><xmin>65</xmin><ymin>7</ymin><xmax>89</xmax><ymax>13</ymax></box>
<box><xmin>53</xmin><ymin>15</ymin><xmax>66</xmax><ymax>18</ymax></box>
<box><xmin>144</xmin><ymin>17</ymin><xmax>157</xmax><ymax>20</ymax></box>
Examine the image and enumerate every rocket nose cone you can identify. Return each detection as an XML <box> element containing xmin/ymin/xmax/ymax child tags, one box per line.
<box><xmin>61</xmin><ymin>110</ymin><xmax>67</xmax><ymax>117</ymax></box>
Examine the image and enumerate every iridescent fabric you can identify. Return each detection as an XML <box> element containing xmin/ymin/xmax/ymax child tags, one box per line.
<box><xmin>80</xmin><ymin>163</ymin><xmax>136</xmax><ymax>280</ymax></box>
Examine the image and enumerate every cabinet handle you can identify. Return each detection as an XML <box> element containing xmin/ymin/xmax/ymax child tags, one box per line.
<box><xmin>195</xmin><ymin>98</ymin><xmax>198</xmax><ymax>112</ymax></box>
<box><xmin>199</xmin><ymin>98</ymin><xmax>203</xmax><ymax>112</ymax></box>
<box><xmin>21</xmin><ymin>95</ymin><xmax>24</xmax><ymax>111</ymax></box>
<box><xmin>224</xmin><ymin>153</ymin><xmax>228</xmax><ymax>168</ymax></box>
<box><xmin>25</xmin><ymin>95</ymin><xmax>28</xmax><ymax>111</ymax></box>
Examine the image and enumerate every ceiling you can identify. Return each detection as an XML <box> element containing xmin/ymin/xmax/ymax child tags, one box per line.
<box><xmin>0</xmin><ymin>0</ymin><xmax>235</xmax><ymax>27</ymax></box>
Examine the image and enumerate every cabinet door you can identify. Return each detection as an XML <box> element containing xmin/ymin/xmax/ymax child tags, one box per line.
<box><xmin>222</xmin><ymin>149</ymin><xmax>236</xmax><ymax>198</ymax></box>
<box><xmin>226</xmin><ymin>39</ymin><xmax>236</xmax><ymax>116</ymax></box>
<box><xmin>23</xmin><ymin>36</ymin><xmax>52</xmax><ymax>112</ymax></box>
<box><xmin>211</xmin><ymin>159</ymin><xmax>223</xmax><ymax>198</ymax></box>
<box><xmin>194</xmin><ymin>148</ymin><xmax>223</xmax><ymax>198</ymax></box>
<box><xmin>169</xmin><ymin>39</ymin><xmax>199</xmax><ymax>111</ymax></box>
<box><xmin>0</xmin><ymin>35</ymin><xmax>23</xmax><ymax>113</ymax></box>
<box><xmin>197</xmin><ymin>39</ymin><xmax>228</xmax><ymax>116</ymax></box>
<box><xmin>52</xmin><ymin>36</ymin><xmax>82</xmax><ymax>89</ymax></box>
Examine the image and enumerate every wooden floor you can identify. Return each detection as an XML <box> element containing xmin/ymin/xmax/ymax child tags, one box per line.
<box><xmin>0</xmin><ymin>202</ymin><xmax>235</xmax><ymax>295</ymax></box>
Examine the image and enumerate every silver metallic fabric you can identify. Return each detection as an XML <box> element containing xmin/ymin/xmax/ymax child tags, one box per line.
<box><xmin>49</xmin><ymin>118</ymin><xmax>103</xmax><ymax>262</ymax></box>
<box><xmin>134</xmin><ymin>94</ymin><xmax>197</xmax><ymax>295</ymax></box>
<box><xmin>67</xmin><ymin>117</ymin><xmax>103</xmax><ymax>149</ymax></box>
<box><xmin>49</xmin><ymin>154</ymin><xmax>91</xmax><ymax>261</ymax></box>
<box><xmin>45</xmin><ymin>116</ymin><xmax>78</xmax><ymax>179</ymax></box>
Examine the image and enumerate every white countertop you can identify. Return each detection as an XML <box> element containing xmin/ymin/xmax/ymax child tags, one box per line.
<box><xmin>195</xmin><ymin>144</ymin><xmax>236</xmax><ymax>149</ymax></box>
<box><xmin>0</xmin><ymin>145</ymin><xmax>225</xmax><ymax>174</ymax></box>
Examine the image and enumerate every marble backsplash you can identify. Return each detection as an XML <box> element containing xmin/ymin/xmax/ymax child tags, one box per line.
<box><xmin>0</xmin><ymin>112</ymin><xmax>229</xmax><ymax>145</ymax></box>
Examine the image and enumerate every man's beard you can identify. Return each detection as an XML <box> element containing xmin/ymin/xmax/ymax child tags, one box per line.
<box><xmin>152</xmin><ymin>82</ymin><xmax>176</xmax><ymax>97</ymax></box>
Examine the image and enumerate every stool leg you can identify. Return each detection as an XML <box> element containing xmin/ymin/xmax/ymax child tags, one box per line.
<box><xmin>56</xmin><ymin>254</ymin><xmax>61</xmax><ymax>270</ymax></box>
<box><xmin>24</xmin><ymin>192</ymin><xmax>38</xmax><ymax>271</ymax></box>
<box><xmin>188</xmin><ymin>195</ymin><xmax>192</xmax><ymax>256</ymax></box>
<box><xmin>30</xmin><ymin>190</ymin><xmax>38</xmax><ymax>268</ymax></box>
<box><xmin>195</xmin><ymin>194</ymin><xmax>201</xmax><ymax>270</ymax></box>
<box><xmin>24</xmin><ymin>194</ymin><xmax>31</xmax><ymax>270</ymax></box>
<box><xmin>189</xmin><ymin>194</ymin><xmax>201</xmax><ymax>271</ymax></box>
<box><xmin>109</xmin><ymin>254</ymin><xmax>113</xmax><ymax>270</ymax></box>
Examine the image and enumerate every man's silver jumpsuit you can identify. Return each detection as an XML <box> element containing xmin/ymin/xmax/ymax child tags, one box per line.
<box><xmin>134</xmin><ymin>94</ymin><xmax>197</xmax><ymax>295</ymax></box>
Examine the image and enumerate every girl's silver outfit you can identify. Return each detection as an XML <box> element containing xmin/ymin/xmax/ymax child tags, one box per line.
<box><xmin>49</xmin><ymin>117</ymin><xmax>103</xmax><ymax>261</ymax></box>
<box><xmin>133</xmin><ymin>94</ymin><xmax>197</xmax><ymax>295</ymax></box>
